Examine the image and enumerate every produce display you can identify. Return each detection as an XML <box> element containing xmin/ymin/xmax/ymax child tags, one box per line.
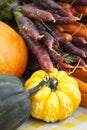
<box><xmin>1</xmin><ymin>0</ymin><xmax>87</xmax><ymax>73</ymax></box>
<box><xmin>0</xmin><ymin>0</ymin><xmax>87</xmax><ymax>129</ymax></box>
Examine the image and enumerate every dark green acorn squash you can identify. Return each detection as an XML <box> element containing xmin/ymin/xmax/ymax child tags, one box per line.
<box><xmin>0</xmin><ymin>74</ymin><xmax>31</xmax><ymax>130</ymax></box>
<box><xmin>0</xmin><ymin>74</ymin><xmax>48</xmax><ymax>130</ymax></box>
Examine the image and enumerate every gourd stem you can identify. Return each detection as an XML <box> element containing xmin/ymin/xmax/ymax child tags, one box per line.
<box><xmin>27</xmin><ymin>75</ymin><xmax>49</xmax><ymax>96</ymax></box>
<box><xmin>48</xmin><ymin>77</ymin><xmax>58</xmax><ymax>91</ymax></box>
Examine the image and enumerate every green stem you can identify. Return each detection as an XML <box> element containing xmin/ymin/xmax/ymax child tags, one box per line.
<box><xmin>0</xmin><ymin>1</ymin><xmax>19</xmax><ymax>21</ymax></box>
<box><xmin>27</xmin><ymin>75</ymin><xmax>49</xmax><ymax>96</ymax></box>
<box><xmin>13</xmin><ymin>7</ymin><xmax>23</xmax><ymax>29</ymax></box>
<box><xmin>47</xmin><ymin>77</ymin><xmax>58</xmax><ymax>91</ymax></box>
<box><xmin>0</xmin><ymin>0</ymin><xmax>32</xmax><ymax>21</ymax></box>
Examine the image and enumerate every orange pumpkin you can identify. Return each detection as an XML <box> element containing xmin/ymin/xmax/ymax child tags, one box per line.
<box><xmin>0</xmin><ymin>21</ymin><xmax>28</xmax><ymax>77</ymax></box>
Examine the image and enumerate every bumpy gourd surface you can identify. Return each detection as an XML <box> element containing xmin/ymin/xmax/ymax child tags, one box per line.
<box><xmin>24</xmin><ymin>68</ymin><xmax>81</xmax><ymax>122</ymax></box>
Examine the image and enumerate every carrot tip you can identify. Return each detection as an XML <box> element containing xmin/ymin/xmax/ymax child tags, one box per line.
<box><xmin>52</xmin><ymin>17</ymin><xmax>56</xmax><ymax>23</ymax></box>
<box><xmin>84</xmin><ymin>41</ymin><xmax>87</xmax><ymax>44</ymax></box>
<box><xmin>63</xmin><ymin>63</ymin><xmax>74</xmax><ymax>69</ymax></box>
<box><xmin>84</xmin><ymin>54</ymin><xmax>87</xmax><ymax>58</ymax></box>
<box><xmin>75</xmin><ymin>16</ymin><xmax>80</xmax><ymax>21</ymax></box>
<box><xmin>38</xmin><ymin>35</ymin><xmax>44</xmax><ymax>40</ymax></box>
<box><xmin>49</xmin><ymin>68</ymin><xmax>54</xmax><ymax>72</ymax></box>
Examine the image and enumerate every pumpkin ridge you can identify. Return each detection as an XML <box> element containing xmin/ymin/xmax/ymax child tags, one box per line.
<box><xmin>43</xmin><ymin>94</ymin><xmax>51</xmax><ymax>120</ymax></box>
<box><xmin>42</xmin><ymin>90</ymin><xmax>52</xmax><ymax>120</ymax></box>
<box><xmin>31</xmin><ymin>86</ymin><xmax>51</xmax><ymax>120</ymax></box>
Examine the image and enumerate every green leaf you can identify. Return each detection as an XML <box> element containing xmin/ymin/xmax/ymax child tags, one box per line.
<box><xmin>0</xmin><ymin>0</ymin><xmax>18</xmax><ymax>21</ymax></box>
<box><xmin>63</xmin><ymin>53</ymin><xmax>73</xmax><ymax>64</ymax></box>
<box><xmin>0</xmin><ymin>0</ymin><xmax>32</xmax><ymax>21</ymax></box>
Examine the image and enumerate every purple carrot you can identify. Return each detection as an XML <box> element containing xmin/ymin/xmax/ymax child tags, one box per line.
<box><xmin>60</xmin><ymin>40</ymin><xmax>86</xmax><ymax>58</ymax></box>
<box><xmin>18</xmin><ymin>16</ymin><xmax>43</xmax><ymax>40</ymax></box>
<box><xmin>22</xmin><ymin>4</ymin><xmax>55</xmax><ymax>22</ymax></box>
<box><xmin>48</xmin><ymin>49</ymin><xmax>65</xmax><ymax>69</ymax></box>
<box><xmin>41</xmin><ymin>32</ymin><xmax>54</xmax><ymax>49</ymax></box>
<box><xmin>33</xmin><ymin>20</ymin><xmax>54</xmax><ymax>49</ymax></box>
<box><xmin>53</xmin><ymin>14</ymin><xmax>76</xmax><ymax>24</ymax></box>
<box><xmin>79</xmin><ymin>46</ymin><xmax>87</xmax><ymax>56</ymax></box>
<box><xmin>72</xmin><ymin>35</ymin><xmax>87</xmax><ymax>46</ymax></box>
<box><xmin>74</xmin><ymin>0</ymin><xmax>87</xmax><ymax>5</ymax></box>
<box><xmin>19</xmin><ymin>30</ymin><xmax>54</xmax><ymax>72</ymax></box>
<box><xmin>33</xmin><ymin>0</ymin><xmax>75</xmax><ymax>18</ymax></box>
<box><xmin>48</xmin><ymin>50</ymin><xmax>64</xmax><ymax>64</ymax></box>
<box><xmin>69</xmin><ymin>54</ymin><xmax>86</xmax><ymax>66</ymax></box>
<box><xmin>59</xmin><ymin>0</ymin><xmax>87</xmax><ymax>5</ymax></box>
<box><xmin>45</xmin><ymin>22</ymin><xmax>66</xmax><ymax>43</ymax></box>
<box><xmin>59</xmin><ymin>0</ymin><xmax>75</xmax><ymax>3</ymax></box>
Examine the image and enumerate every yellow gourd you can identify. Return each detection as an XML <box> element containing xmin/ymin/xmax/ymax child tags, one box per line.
<box><xmin>24</xmin><ymin>68</ymin><xmax>81</xmax><ymax>122</ymax></box>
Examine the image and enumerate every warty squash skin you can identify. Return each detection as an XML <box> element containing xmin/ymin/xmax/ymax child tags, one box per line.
<box><xmin>0</xmin><ymin>74</ymin><xmax>31</xmax><ymax>130</ymax></box>
<box><xmin>24</xmin><ymin>68</ymin><xmax>81</xmax><ymax>122</ymax></box>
